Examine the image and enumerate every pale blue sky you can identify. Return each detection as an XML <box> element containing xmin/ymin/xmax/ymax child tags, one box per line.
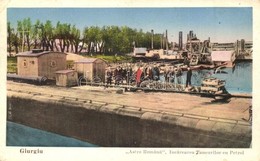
<box><xmin>7</xmin><ymin>8</ymin><xmax>252</xmax><ymax>43</ymax></box>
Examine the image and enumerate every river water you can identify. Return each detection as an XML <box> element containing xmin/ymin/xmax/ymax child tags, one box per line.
<box><xmin>191</xmin><ymin>61</ymin><xmax>252</xmax><ymax>94</ymax></box>
<box><xmin>6</xmin><ymin>61</ymin><xmax>252</xmax><ymax>146</ymax></box>
<box><xmin>6</xmin><ymin>121</ymin><xmax>97</xmax><ymax>147</ymax></box>
<box><xmin>160</xmin><ymin>61</ymin><xmax>252</xmax><ymax>94</ymax></box>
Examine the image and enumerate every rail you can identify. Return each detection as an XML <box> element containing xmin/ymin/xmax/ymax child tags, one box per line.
<box><xmin>77</xmin><ymin>77</ymin><xmax>251</xmax><ymax>99</ymax></box>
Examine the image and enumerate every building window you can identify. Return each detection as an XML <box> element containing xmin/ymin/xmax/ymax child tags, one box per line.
<box><xmin>50</xmin><ymin>60</ymin><xmax>57</xmax><ymax>68</ymax></box>
<box><xmin>30</xmin><ymin>61</ymin><xmax>35</xmax><ymax>64</ymax></box>
<box><xmin>23</xmin><ymin>60</ymin><xmax>27</xmax><ymax>68</ymax></box>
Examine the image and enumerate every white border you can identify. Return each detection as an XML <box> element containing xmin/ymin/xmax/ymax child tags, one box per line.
<box><xmin>1</xmin><ymin>0</ymin><xmax>260</xmax><ymax>161</ymax></box>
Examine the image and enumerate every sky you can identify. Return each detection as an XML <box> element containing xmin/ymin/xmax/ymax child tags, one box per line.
<box><xmin>7</xmin><ymin>8</ymin><xmax>252</xmax><ymax>43</ymax></box>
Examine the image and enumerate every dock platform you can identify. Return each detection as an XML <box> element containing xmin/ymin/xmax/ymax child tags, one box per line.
<box><xmin>7</xmin><ymin>81</ymin><xmax>251</xmax><ymax>122</ymax></box>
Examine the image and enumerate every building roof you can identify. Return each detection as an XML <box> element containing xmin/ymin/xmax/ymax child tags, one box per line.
<box><xmin>55</xmin><ymin>70</ymin><xmax>76</xmax><ymax>74</ymax></box>
<box><xmin>66</xmin><ymin>53</ymin><xmax>85</xmax><ymax>61</ymax></box>
<box><xmin>16</xmin><ymin>49</ymin><xmax>66</xmax><ymax>57</ymax></box>
<box><xmin>211</xmin><ymin>51</ymin><xmax>234</xmax><ymax>62</ymax></box>
<box><xmin>74</xmin><ymin>58</ymin><xmax>107</xmax><ymax>64</ymax></box>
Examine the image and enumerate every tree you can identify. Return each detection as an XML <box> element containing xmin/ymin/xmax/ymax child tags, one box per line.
<box><xmin>18</xmin><ymin>18</ymin><xmax>32</xmax><ymax>51</ymax></box>
<box><xmin>17</xmin><ymin>18</ymin><xmax>32</xmax><ymax>52</ymax></box>
<box><xmin>10</xmin><ymin>17</ymin><xmax>167</xmax><ymax>55</ymax></box>
<box><xmin>32</xmin><ymin>20</ymin><xmax>41</xmax><ymax>49</ymax></box>
<box><xmin>24</xmin><ymin>18</ymin><xmax>32</xmax><ymax>51</ymax></box>
<box><xmin>70</xmin><ymin>25</ymin><xmax>82</xmax><ymax>53</ymax></box>
<box><xmin>54</xmin><ymin>22</ymin><xmax>71</xmax><ymax>52</ymax></box>
<box><xmin>44</xmin><ymin>20</ymin><xmax>55</xmax><ymax>51</ymax></box>
<box><xmin>7</xmin><ymin>22</ymin><xmax>20</xmax><ymax>55</ymax></box>
<box><xmin>12</xmin><ymin>33</ymin><xmax>20</xmax><ymax>54</ymax></box>
<box><xmin>7</xmin><ymin>22</ymin><xmax>13</xmax><ymax>55</ymax></box>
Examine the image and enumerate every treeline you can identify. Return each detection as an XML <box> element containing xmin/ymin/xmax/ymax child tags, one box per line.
<box><xmin>7</xmin><ymin>18</ymin><xmax>169</xmax><ymax>55</ymax></box>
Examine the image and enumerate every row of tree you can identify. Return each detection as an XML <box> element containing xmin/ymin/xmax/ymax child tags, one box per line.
<box><xmin>7</xmin><ymin>18</ymin><xmax>170</xmax><ymax>55</ymax></box>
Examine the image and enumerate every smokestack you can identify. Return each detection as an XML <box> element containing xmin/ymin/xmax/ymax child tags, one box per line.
<box><xmin>189</xmin><ymin>30</ymin><xmax>193</xmax><ymax>39</ymax></box>
<box><xmin>241</xmin><ymin>39</ymin><xmax>245</xmax><ymax>52</ymax></box>
<box><xmin>179</xmin><ymin>31</ymin><xmax>183</xmax><ymax>50</ymax></box>
<box><xmin>166</xmin><ymin>30</ymin><xmax>168</xmax><ymax>51</ymax></box>
<box><xmin>160</xmin><ymin>34</ymin><xmax>162</xmax><ymax>49</ymax></box>
<box><xmin>151</xmin><ymin>29</ymin><xmax>154</xmax><ymax>49</ymax></box>
<box><xmin>162</xmin><ymin>33</ymin><xmax>165</xmax><ymax>49</ymax></box>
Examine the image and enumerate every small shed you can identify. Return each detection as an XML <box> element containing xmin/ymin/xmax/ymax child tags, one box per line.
<box><xmin>16</xmin><ymin>49</ymin><xmax>67</xmax><ymax>79</ymax></box>
<box><xmin>55</xmin><ymin>70</ymin><xmax>78</xmax><ymax>87</ymax></box>
<box><xmin>74</xmin><ymin>58</ymin><xmax>107</xmax><ymax>82</ymax></box>
<box><xmin>211</xmin><ymin>50</ymin><xmax>235</xmax><ymax>67</ymax></box>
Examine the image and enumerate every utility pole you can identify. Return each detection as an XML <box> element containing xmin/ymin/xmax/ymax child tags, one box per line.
<box><xmin>18</xmin><ymin>24</ymin><xmax>30</xmax><ymax>52</ymax></box>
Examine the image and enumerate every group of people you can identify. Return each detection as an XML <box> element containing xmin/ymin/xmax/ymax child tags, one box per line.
<box><xmin>105</xmin><ymin>63</ymin><xmax>193</xmax><ymax>88</ymax></box>
<box><xmin>105</xmin><ymin>63</ymin><xmax>161</xmax><ymax>86</ymax></box>
<box><xmin>163</xmin><ymin>66</ymin><xmax>182</xmax><ymax>84</ymax></box>
<box><xmin>135</xmin><ymin>64</ymin><xmax>160</xmax><ymax>86</ymax></box>
<box><xmin>163</xmin><ymin>65</ymin><xmax>192</xmax><ymax>88</ymax></box>
<box><xmin>106</xmin><ymin>65</ymin><xmax>134</xmax><ymax>86</ymax></box>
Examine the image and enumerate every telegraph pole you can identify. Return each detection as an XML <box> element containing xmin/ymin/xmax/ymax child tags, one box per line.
<box><xmin>19</xmin><ymin>24</ymin><xmax>30</xmax><ymax>52</ymax></box>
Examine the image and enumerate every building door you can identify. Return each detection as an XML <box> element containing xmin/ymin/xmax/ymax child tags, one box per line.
<box><xmin>93</xmin><ymin>62</ymin><xmax>105</xmax><ymax>83</ymax></box>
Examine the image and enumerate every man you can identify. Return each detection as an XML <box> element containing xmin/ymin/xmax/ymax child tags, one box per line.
<box><xmin>152</xmin><ymin>64</ymin><xmax>160</xmax><ymax>81</ymax></box>
<box><xmin>114</xmin><ymin>66</ymin><xmax>122</xmax><ymax>85</ymax></box>
<box><xmin>176</xmin><ymin>66</ymin><xmax>183</xmax><ymax>84</ymax></box>
<box><xmin>163</xmin><ymin>66</ymin><xmax>170</xmax><ymax>83</ymax></box>
<box><xmin>106</xmin><ymin>67</ymin><xmax>113</xmax><ymax>86</ymax></box>
<box><xmin>169</xmin><ymin>67</ymin><xmax>175</xmax><ymax>83</ymax></box>
<box><xmin>136</xmin><ymin>66</ymin><xmax>143</xmax><ymax>87</ymax></box>
<box><xmin>146</xmin><ymin>66</ymin><xmax>153</xmax><ymax>80</ymax></box>
<box><xmin>186</xmin><ymin>67</ymin><xmax>192</xmax><ymax>88</ymax></box>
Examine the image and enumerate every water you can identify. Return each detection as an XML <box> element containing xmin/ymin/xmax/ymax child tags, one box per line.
<box><xmin>6</xmin><ymin>121</ymin><xmax>97</xmax><ymax>147</ymax></box>
<box><xmin>192</xmin><ymin>61</ymin><xmax>252</xmax><ymax>94</ymax></box>
<box><xmin>160</xmin><ymin>61</ymin><xmax>252</xmax><ymax>94</ymax></box>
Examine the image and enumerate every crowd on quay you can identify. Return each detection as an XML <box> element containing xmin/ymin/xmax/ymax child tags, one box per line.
<box><xmin>105</xmin><ymin>62</ymin><xmax>193</xmax><ymax>88</ymax></box>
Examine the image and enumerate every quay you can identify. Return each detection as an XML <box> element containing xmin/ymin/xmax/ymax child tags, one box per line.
<box><xmin>7</xmin><ymin>81</ymin><xmax>252</xmax><ymax>147</ymax></box>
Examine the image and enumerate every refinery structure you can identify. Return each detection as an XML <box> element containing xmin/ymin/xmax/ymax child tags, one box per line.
<box><xmin>133</xmin><ymin>30</ymin><xmax>253</xmax><ymax>67</ymax></box>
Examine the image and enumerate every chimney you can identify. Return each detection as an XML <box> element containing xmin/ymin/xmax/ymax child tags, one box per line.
<box><xmin>151</xmin><ymin>29</ymin><xmax>154</xmax><ymax>49</ymax></box>
<box><xmin>166</xmin><ymin>30</ymin><xmax>168</xmax><ymax>51</ymax></box>
<box><xmin>179</xmin><ymin>31</ymin><xmax>183</xmax><ymax>50</ymax></box>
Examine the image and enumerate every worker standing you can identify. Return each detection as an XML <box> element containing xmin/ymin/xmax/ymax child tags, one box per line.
<box><xmin>136</xmin><ymin>66</ymin><xmax>143</xmax><ymax>87</ymax></box>
<box><xmin>114</xmin><ymin>66</ymin><xmax>122</xmax><ymax>85</ymax></box>
<box><xmin>106</xmin><ymin>67</ymin><xmax>113</xmax><ymax>86</ymax></box>
<box><xmin>186</xmin><ymin>67</ymin><xmax>192</xmax><ymax>88</ymax></box>
<box><xmin>176</xmin><ymin>66</ymin><xmax>183</xmax><ymax>85</ymax></box>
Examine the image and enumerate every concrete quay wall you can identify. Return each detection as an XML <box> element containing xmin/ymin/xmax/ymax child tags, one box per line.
<box><xmin>7</xmin><ymin>90</ymin><xmax>251</xmax><ymax>147</ymax></box>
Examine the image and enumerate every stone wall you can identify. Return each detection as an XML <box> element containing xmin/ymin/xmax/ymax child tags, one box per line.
<box><xmin>7</xmin><ymin>90</ymin><xmax>251</xmax><ymax>147</ymax></box>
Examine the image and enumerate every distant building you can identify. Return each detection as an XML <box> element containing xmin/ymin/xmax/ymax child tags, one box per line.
<box><xmin>133</xmin><ymin>47</ymin><xmax>147</xmax><ymax>57</ymax></box>
<box><xmin>211</xmin><ymin>50</ymin><xmax>235</xmax><ymax>67</ymax></box>
<box><xmin>16</xmin><ymin>49</ymin><xmax>67</xmax><ymax>79</ymax></box>
<box><xmin>74</xmin><ymin>58</ymin><xmax>107</xmax><ymax>82</ymax></box>
<box><xmin>55</xmin><ymin>70</ymin><xmax>78</xmax><ymax>87</ymax></box>
<box><xmin>146</xmin><ymin>49</ymin><xmax>164</xmax><ymax>57</ymax></box>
